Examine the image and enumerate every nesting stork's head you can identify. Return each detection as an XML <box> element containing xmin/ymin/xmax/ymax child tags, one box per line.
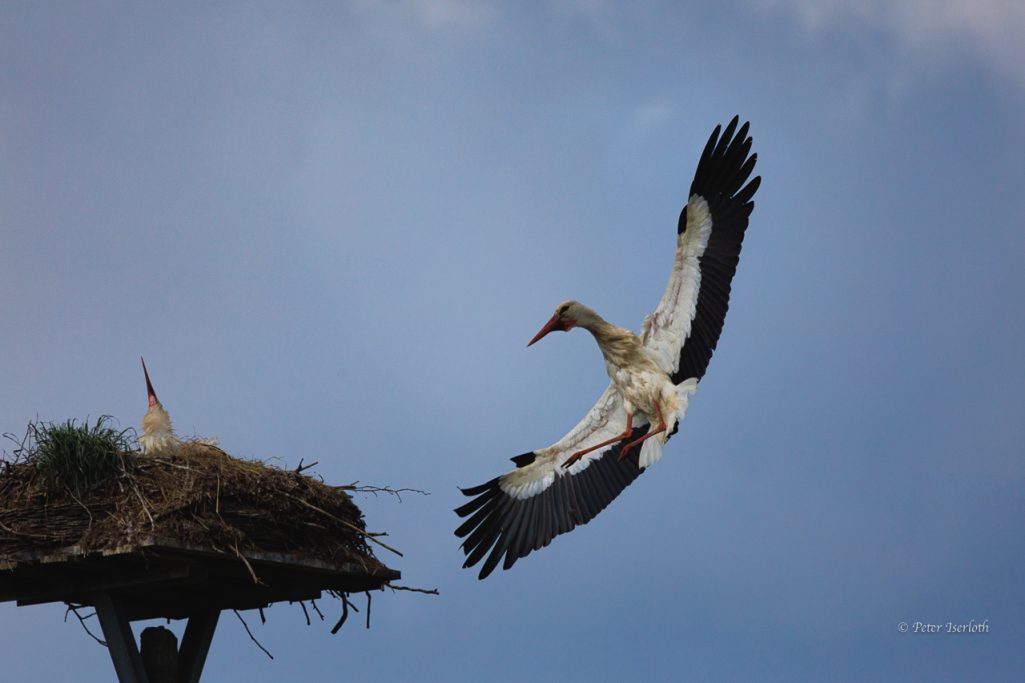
<box><xmin>139</xmin><ymin>357</ymin><xmax>177</xmax><ymax>454</ymax></box>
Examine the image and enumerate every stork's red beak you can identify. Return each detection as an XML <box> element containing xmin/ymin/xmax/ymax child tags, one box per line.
<box><xmin>141</xmin><ymin>357</ymin><xmax>158</xmax><ymax>407</ymax></box>
<box><xmin>528</xmin><ymin>313</ymin><xmax>568</xmax><ymax>347</ymax></box>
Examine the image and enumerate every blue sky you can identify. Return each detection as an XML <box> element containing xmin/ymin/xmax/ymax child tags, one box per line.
<box><xmin>2</xmin><ymin>2</ymin><xmax>1024</xmax><ymax>681</ymax></box>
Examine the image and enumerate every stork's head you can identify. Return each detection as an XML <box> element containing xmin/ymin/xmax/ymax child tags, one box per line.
<box><xmin>139</xmin><ymin>357</ymin><xmax>176</xmax><ymax>453</ymax></box>
<box><xmin>141</xmin><ymin>357</ymin><xmax>161</xmax><ymax>409</ymax></box>
<box><xmin>528</xmin><ymin>300</ymin><xmax>594</xmax><ymax>346</ymax></box>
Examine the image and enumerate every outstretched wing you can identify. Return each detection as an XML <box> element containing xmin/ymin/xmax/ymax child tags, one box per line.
<box><xmin>455</xmin><ymin>386</ymin><xmax>651</xmax><ymax>580</ymax></box>
<box><xmin>457</xmin><ymin>118</ymin><xmax>760</xmax><ymax>580</ymax></box>
<box><xmin>642</xmin><ymin>116</ymin><xmax>760</xmax><ymax>383</ymax></box>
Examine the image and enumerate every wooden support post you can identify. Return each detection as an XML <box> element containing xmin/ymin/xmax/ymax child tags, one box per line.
<box><xmin>140</xmin><ymin>627</ymin><xmax>178</xmax><ymax>683</ymax></box>
<box><xmin>93</xmin><ymin>596</ymin><xmax>220</xmax><ymax>683</ymax></box>
<box><xmin>178</xmin><ymin>610</ymin><xmax>219</xmax><ymax>683</ymax></box>
<box><xmin>93</xmin><ymin>592</ymin><xmax>149</xmax><ymax>683</ymax></box>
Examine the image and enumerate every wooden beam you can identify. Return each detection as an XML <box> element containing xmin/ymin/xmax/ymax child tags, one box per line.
<box><xmin>178</xmin><ymin>610</ymin><xmax>219</xmax><ymax>683</ymax></box>
<box><xmin>13</xmin><ymin>563</ymin><xmax>201</xmax><ymax>606</ymax></box>
<box><xmin>93</xmin><ymin>592</ymin><xmax>149</xmax><ymax>683</ymax></box>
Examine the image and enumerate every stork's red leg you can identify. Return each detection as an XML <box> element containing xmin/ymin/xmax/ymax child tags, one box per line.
<box><xmin>618</xmin><ymin>401</ymin><xmax>667</xmax><ymax>461</ymax></box>
<box><xmin>562</xmin><ymin>413</ymin><xmax>633</xmax><ymax>468</ymax></box>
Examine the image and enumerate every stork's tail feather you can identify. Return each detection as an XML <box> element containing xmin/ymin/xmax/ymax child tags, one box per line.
<box><xmin>637</xmin><ymin>435</ymin><xmax>665</xmax><ymax>470</ymax></box>
<box><xmin>638</xmin><ymin>377</ymin><xmax>698</xmax><ymax>469</ymax></box>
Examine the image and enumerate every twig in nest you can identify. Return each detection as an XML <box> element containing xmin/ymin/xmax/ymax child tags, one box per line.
<box><xmin>0</xmin><ymin>519</ymin><xmax>55</xmax><ymax>540</ymax></box>
<box><xmin>388</xmin><ymin>584</ymin><xmax>440</xmax><ymax>596</ymax></box>
<box><xmin>149</xmin><ymin>458</ymin><xmax>196</xmax><ymax>472</ymax></box>
<box><xmin>64</xmin><ymin>604</ymin><xmax>106</xmax><ymax>647</ymax></box>
<box><xmin>341</xmin><ymin>484</ymin><xmax>430</xmax><ymax>503</ymax></box>
<box><xmin>233</xmin><ymin>610</ymin><xmax>273</xmax><ymax>660</ymax></box>
<box><xmin>131</xmin><ymin>480</ymin><xmax>155</xmax><ymax>529</ymax></box>
<box><xmin>66</xmin><ymin>489</ymin><xmax>94</xmax><ymax>529</ymax></box>
<box><xmin>282</xmin><ymin>492</ymin><xmax>403</xmax><ymax>557</ymax></box>
<box><xmin>294</xmin><ymin>459</ymin><xmax>319</xmax><ymax>474</ymax></box>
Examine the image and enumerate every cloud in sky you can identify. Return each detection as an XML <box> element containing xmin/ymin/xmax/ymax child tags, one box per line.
<box><xmin>631</xmin><ymin>99</ymin><xmax>674</xmax><ymax>132</ymax></box>
<box><xmin>353</xmin><ymin>0</ymin><xmax>498</xmax><ymax>32</ymax></box>
<box><xmin>756</xmin><ymin>0</ymin><xmax>1025</xmax><ymax>89</ymax></box>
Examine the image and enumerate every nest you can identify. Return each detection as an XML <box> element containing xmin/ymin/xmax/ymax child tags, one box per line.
<box><xmin>0</xmin><ymin>439</ymin><xmax>387</xmax><ymax>576</ymax></box>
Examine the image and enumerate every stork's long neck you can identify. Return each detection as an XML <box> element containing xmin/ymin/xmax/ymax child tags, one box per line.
<box><xmin>576</xmin><ymin>307</ymin><xmax>639</xmax><ymax>370</ymax></box>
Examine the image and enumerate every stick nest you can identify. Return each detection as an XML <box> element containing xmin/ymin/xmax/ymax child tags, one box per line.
<box><xmin>0</xmin><ymin>418</ymin><xmax>383</xmax><ymax>573</ymax></box>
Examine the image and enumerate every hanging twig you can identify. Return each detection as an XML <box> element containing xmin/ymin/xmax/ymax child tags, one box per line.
<box><xmin>64</xmin><ymin>604</ymin><xmax>107</xmax><ymax>647</ymax></box>
<box><xmin>233</xmin><ymin>543</ymin><xmax>265</xmax><ymax>586</ymax></box>
<box><xmin>364</xmin><ymin>591</ymin><xmax>372</xmax><ymax>629</ymax></box>
<box><xmin>330</xmin><ymin>594</ymin><xmax>356</xmax><ymax>635</ymax></box>
<box><xmin>298</xmin><ymin>601</ymin><xmax>311</xmax><ymax>626</ymax></box>
<box><xmin>310</xmin><ymin>599</ymin><xmax>324</xmax><ymax>621</ymax></box>
<box><xmin>233</xmin><ymin>610</ymin><xmax>273</xmax><ymax>660</ymax></box>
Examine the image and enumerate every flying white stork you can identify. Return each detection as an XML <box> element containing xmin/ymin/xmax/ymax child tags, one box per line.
<box><xmin>139</xmin><ymin>357</ymin><xmax>181</xmax><ymax>455</ymax></box>
<box><xmin>455</xmin><ymin>116</ymin><xmax>760</xmax><ymax>579</ymax></box>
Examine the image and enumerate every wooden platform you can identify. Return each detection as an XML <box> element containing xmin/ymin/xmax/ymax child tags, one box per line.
<box><xmin>0</xmin><ymin>536</ymin><xmax>399</xmax><ymax>619</ymax></box>
<box><xmin>0</xmin><ymin>538</ymin><xmax>399</xmax><ymax>682</ymax></box>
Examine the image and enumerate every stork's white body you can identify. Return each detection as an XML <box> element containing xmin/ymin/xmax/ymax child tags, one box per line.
<box><xmin>140</xmin><ymin>402</ymin><xmax>179</xmax><ymax>455</ymax></box>
<box><xmin>456</xmin><ymin>117</ymin><xmax>761</xmax><ymax>579</ymax></box>
<box><xmin>560</xmin><ymin>304</ymin><xmax>690</xmax><ymax>472</ymax></box>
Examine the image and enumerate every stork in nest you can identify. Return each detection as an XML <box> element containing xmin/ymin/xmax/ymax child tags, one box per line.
<box><xmin>139</xmin><ymin>357</ymin><xmax>181</xmax><ymax>455</ymax></box>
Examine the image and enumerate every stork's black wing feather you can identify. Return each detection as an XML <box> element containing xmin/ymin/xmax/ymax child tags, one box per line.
<box><xmin>455</xmin><ymin>425</ymin><xmax>649</xmax><ymax>580</ymax></box>
<box><xmin>671</xmin><ymin>116</ymin><xmax>760</xmax><ymax>383</ymax></box>
<box><xmin>642</xmin><ymin>116</ymin><xmax>760</xmax><ymax>383</ymax></box>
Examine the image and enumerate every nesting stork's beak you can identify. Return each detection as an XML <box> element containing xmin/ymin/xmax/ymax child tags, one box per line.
<box><xmin>141</xmin><ymin>357</ymin><xmax>159</xmax><ymax>408</ymax></box>
<box><xmin>528</xmin><ymin>313</ymin><xmax>569</xmax><ymax>347</ymax></box>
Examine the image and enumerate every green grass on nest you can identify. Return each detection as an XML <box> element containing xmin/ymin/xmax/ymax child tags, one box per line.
<box><xmin>9</xmin><ymin>416</ymin><xmax>135</xmax><ymax>496</ymax></box>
